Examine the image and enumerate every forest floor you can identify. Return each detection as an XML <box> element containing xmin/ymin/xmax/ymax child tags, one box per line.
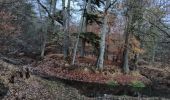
<box><xmin>0</xmin><ymin>54</ymin><xmax>170</xmax><ymax>100</ymax></box>
<box><xmin>0</xmin><ymin>61</ymin><xmax>158</xmax><ymax>100</ymax></box>
<box><xmin>31</xmin><ymin>54</ymin><xmax>150</xmax><ymax>86</ymax></box>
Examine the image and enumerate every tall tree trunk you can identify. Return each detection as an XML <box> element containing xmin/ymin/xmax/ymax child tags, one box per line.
<box><xmin>96</xmin><ymin>16</ymin><xmax>107</xmax><ymax>69</ymax></box>
<box><xmin>37</xmin><ymin>1</ymin><xmax>43</xmax><ymax>19</ymax></box>
<box><xmin>41</xmin><ymin>22</ymin><xmax>48</xmax><ymax>58</ymax></box>
<box><xmin>96</xmin><ymin>0</ymin><xmax>111</xmax><ymax>70</ymax></box>
<box><xmin>72</xmin><ymin>1</ymin><xmax>87</xmax><ymax>65</ymax></box>
<box><xmin>80</xmin><ymin>39</ymin><xmax>85</xmax><ymax>57</ymax></box>
<box><xmin>151</xmin><ymin>42</ymin><xmax>157</xmax><ymax>64</ymax></box>
<box><xmin>52</xmin><ymin>0</ymin><xmax>57</xmax><ymax>34</ymax></box>
<box><xmin>80</xmin><ymin>17</ymin><xmax>87</xmax><ymax>57</ymax></box>
<box><xmin>80</xmin><ymin>0</ymin><xmax>91</xmax><ymax>57</ymax></box>
<box><xmin>122</xmin><ymin>31</ymin><xmax>130</xmax><ymax>74</ymax></box>
<box><xmin>86</xmin><ymin>0</ymin><xmax>92</xmax><ymax>13</ymax></box>
<box><xmin>49</xmin><ymin>0</ymin><xmax>53</xmax><ymax>14</ymax></box>
<box><xmin>63</xmin><ymin>0</ymin><xmax>70</xmax><ymax>59</ymax></box>
<box><xmin>122</xmin><ymin>6</ymin><xmax>133</xmax><ymax>74</ymax></box>
<box><xmin>37</xmin><ymin>0</ymin><xmax>47</xmax><ymax>58</ymax></box>
<box><xmin>52</xmin><ymin>0</ymin><xmax>57</xmax><ymax>13</ymax></box>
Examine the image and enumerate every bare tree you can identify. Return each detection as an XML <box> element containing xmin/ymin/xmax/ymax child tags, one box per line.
<box><xmin>36</xmin><ymin>0</ymin><xmax>48</xmax><ymax>58</ymax></box>
<box><xmin>72</xmin><ymin>0</ymin><xmax>87</xmax><ymax>64</ymax></box>
<box><xmin>80</xmin><ymin>0</ymin><xmax>91</xmax><ymax>57</ymax></box>
<box><xmin>96</xmin><ymin>0</ymin><xmax>111</xmax><ymax>70</ymax></box>
<box><xmin>63</xmin><ymin>0</ymin><xmax>70</xmax><ymax>59</ymax></box>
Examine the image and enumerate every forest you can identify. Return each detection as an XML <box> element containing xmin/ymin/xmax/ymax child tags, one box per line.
<box><xmin>0</xmin><ymin>0</ymin><xmax>170</xmax><ymax>100</ymax></box>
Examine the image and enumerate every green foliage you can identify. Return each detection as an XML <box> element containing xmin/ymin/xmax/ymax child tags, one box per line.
<box><xmin>107</xmin><ymin>80</ymin><xmax>118</xmax><ymax>87</ymax></box>
<box><xmin>129</xmin><ymin>80</ymin><xmax>145</xmax><ymax>91</ymax></box>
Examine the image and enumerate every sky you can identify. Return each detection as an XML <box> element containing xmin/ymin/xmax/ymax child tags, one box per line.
<box><xmin>32</xmin><ymin>0</ymin><xmax>82</xmax><ymax>23</ymax></box>
<box><xmin>32</xmin><ymin>0</ymin><xmax>170</xmax><ymax>24</ymax></box>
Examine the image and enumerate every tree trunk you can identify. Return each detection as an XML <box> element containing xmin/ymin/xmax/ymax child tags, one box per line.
<box><xmin>96</xmin><ymin>16</ymin><xmax>107</xmax><ymax>70</ymax></box>
<box><xmin>80</xmin><ymin>0</ymin><xmax>91</xmax><ymax>57</ymax></box>
<box><xmin>80</xmin><ymin>18</ymin><xmax>87</xmax><ymax>57</ymax></box>
<box><xmin>122</xmin><ymin>11</ymin><xmax>133</xmax><ymax>74</ymax></box>
<box><xmin>96</xmin><ymin>0</ymin><xmax>111</xmax><ymax>70</ymax></box>
<box><xmin>122</xmin><ymin>18</ymin><xmax>131</xmax><ymax>73</ymax></box>
<box><xmin>80</xmin><ymin>39</ymin><xmax>86</xmax><ymax>57</ymax></box>
<box><xmin>37</xmin><ymin>1</ymin><xmax>43</xmax><ymax>19</ymax></box>
<box><xmin>63</xmin><ymin>0</ymin><xmax>70</xmax><ymax>59</ymax></box>
<box><xmin>72</xmin><ymin>1</ymin><xmax>87</xmax><ymax>65</ymax></box>
<box><xmin>37</xmin><ymin>0</ymin><xmax>47</xmax><ymax>58</ymax></box>
<box><xmin>49</xmin><ymin>0</ymin><xmax>53</xmax><ymax>14</ymax></box>
<box><xmin>52</xmin><ymin>0</ymin><xmax>57</xmax><ymax>14</ymax></box>
<box><xmin>41</xmin><ymin>22</ymin><xmax>48</xmax><ymax>58</ymax></box>
<box><xmin>52</xmin><ymin>0</ymin><xmax>57</xmax><ymax>34</ymax></box>
<box><xmin>151</xmin><ymin>42</ymin><xmax>157</xmax><ymax>64</ymax></box>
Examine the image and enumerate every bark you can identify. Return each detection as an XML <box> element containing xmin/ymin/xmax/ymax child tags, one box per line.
<box><xmin>151</xmin><ymin>42</ymin><xmax>157</xmax><ymax>64</ymax></box>
<box><xmin>80</xmin><ymin>18</ymin><xmax>87</xmax><ymax>57</ymax></box>
<box><xmin>80</xmin><ymin>39</ymin><xmax>86</xmax><ymax>57</ymax></box>
<box><xmin>122</xmin><ymin>41</ymin><xmax>130</xmax><ymax>74</ymax></box>
<box><xmin>104</xmin><ymin>44</ymin><xmax>109</xmax><ymax>60</ymax></box>
<box><xmin>36</xmin><ymin>0</ymin><xmax>54</xmax><ymax>20</ymax></box>
<box><xmin>72</xmin><ymin>1</ymin><xmax>87</xmax><ymax>65</ymax></box>
<box><xmin>63</xmin><ymin>0</ymin><xmax>70</xmax><ymax>59</ymax></box>
<box><xmin>37</xmin><ymin>1</ymin><xmax>42</xmax><ymax>19</ymax></box>
<box><xmin>80</xmin><ymin>0</ymin><xmax>91</xmax><ymax>57</ymax></box>
<box><xmin>49</xmin><ymin>0</ymin><xmax>52</xmax><ymax>14</ymax></box>
<box><xmin>122</xmin><ymin>0</ymin><xmax>135</xmax><ymax>73</ymax></box>
<box><xmin>96</xmin><ymin>16</ymin><xmax>107</xmax><ymax>69</ymax></box>
<box><xmin>52</xmin><ymin>0</ymin><xmax>57</xmax><ymax>15</ymax></box>
<box><xmin>86</xmin><ymin>0</ymin><xmax>91</xmax><ymax>14</ymax></box>
<box><xmin>37</xmin><ymin>0</ymin><xmax>47</xmax><ymax>58</ymax></box>
<box><xmin>122</xmin><ymin>16</ymin><xmax>131</xmax><ymax>74</ymax></box>
<box><xmin>41</xmin><ymin>22</ymin><xmax>48</xmax><ymax>58</ymax></box>
<box><xmin>96</xmin><ymin>0</ymin><xmax>111</xmax><ymax>70</ymax></box>
<box><xmin>122</xmin><ymin>0</ymin><xmax>140</xmax><ymax>74</ymax></box>
<box><xmin>51</xmin><ymin>0</ymin><xmax>57</xmax><ymax>34</ymax></box>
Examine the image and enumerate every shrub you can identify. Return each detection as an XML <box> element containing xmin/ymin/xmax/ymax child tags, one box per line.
<box><xmin>107</xmin><ymin>80</ymin><xmax>118</xmax><ymax>87</ymax></box>
<box><xmin>129</xmin><ymin>80</ymin><xmax>145</xmax><ymax>91</ymax></box>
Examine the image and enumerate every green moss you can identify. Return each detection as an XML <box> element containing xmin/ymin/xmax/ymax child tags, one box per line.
<box><xmin>129</xmin><ymin>80</ymin><xmax>145</xmax><ymax>91</ymax></box>
<box><xmin>107</xmin><ymin>80</ymin><xmax>119</xmax><ymax>87</ymax></box>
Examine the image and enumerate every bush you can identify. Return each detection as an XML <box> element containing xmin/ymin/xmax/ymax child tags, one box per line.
<box><xmin>107</xmin><ymin>80</ymin><xmax>118</xmax><ymax>87</ymax></box>
<box><xmin>129</xmin><ymin>80</ymin><xmax>145</xmax><ymax>91</ymax></box>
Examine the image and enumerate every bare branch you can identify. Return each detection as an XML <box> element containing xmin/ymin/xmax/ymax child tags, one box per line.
<box><xmin>36</xmin><ymin>0</ymin><xmax>63</xmax><ymax>25</ymax></box>
<box><xmin>142</xmin><ymin>18</ymin><xmax>170</xmax><ymax>38</ymax></box>
<box><xmin>105</xmin><ymin>0</ymin><xmax>117</xmax><ymax>12</ymax></box>
<box><xmin>36</xmin><ymin>0</ymin><xmax>53</xmax><ymax>19</ymax></box>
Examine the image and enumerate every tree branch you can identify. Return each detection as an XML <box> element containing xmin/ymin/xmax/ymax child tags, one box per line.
<box><xmin>36</xmin><ymin>0</ymin><xmax>53</xmax><ymax>19</ymax></box>
<box><xmin>159</xmin><ymin>19</ymin><xmax>170</xmax><ymax>29</ymax></box>
<box><xmin>105</xmin><ymin>0</ymin><xmax>117</xmax><ymax>12</ymax></box>
<box><xmin>142</xmin><ymin>18</ymin><xmax>170</xmax><ymax>38</ymax></box>
<box><xmin>36</xmin><ymin>0</ymin><xmax>63</xmax><ymax>25</ymax></box>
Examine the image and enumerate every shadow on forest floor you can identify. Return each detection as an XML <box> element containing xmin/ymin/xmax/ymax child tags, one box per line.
<box><xmin>37</xmin><ymin>72</ymin><xmax>170</xmax><ymax>99</ymax></box>
<box><xmin>0</xmin><ymin>82</ymin><xmax>8</xmax><ymax>99</ymax></box>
